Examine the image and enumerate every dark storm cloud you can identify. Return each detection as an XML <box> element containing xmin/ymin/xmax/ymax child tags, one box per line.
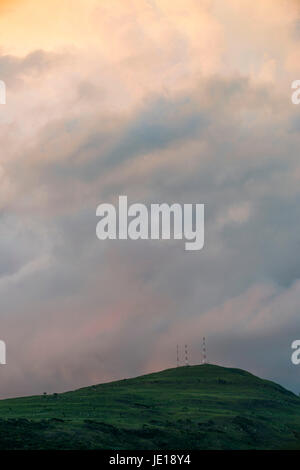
<box><xmin>0</xmin><ymin>72</ymin><xmax>298</xmax><ymax>395</ymax></box>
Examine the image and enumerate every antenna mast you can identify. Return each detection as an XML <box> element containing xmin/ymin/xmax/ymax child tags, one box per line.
<box><xmin>185</xmin><ymin>344</ymin><xmax>189</xmax><ymax>366</ymax></box>
<box><xmin>202</xmin><ymin>336</ymin><xmax>207</xmax><ymax>364</ymax></box>
<box><xmin>176</xmin><ymin>344</ymin><xmax>179</xmax><ymax>367</ymax></box>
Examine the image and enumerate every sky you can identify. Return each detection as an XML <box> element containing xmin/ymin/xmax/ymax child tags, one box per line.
<box><xmin>0</xmin><ymin>0</ymin><xmax>299</xmax><ymax>397</ymax></box>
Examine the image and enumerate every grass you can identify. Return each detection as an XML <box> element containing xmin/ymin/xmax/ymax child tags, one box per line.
<box><xmin>0</xmin><ymin>364</ymin><xmax>299</xmax><ymax>449</ymax></box>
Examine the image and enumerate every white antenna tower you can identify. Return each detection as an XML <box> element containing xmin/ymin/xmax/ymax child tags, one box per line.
<box><xmin>202</xmin><ymin>336</ymin><xmax>207</xmax><ymax>364</ymax></box>
<box><xmin>185</xmin><ymin>344</ymin><xmax>189</xmax><ymax>366</ymax></box>
<box><xmin>176</xmin><ymin>344</ymin><xmax>179</xmax><ymax>367</ymax></box>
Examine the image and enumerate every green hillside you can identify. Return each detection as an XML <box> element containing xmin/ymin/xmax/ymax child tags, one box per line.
<box><xmin>0</xmin><ymin>364</ymin><xmax>299</xmax><ymax>449</ymax></box>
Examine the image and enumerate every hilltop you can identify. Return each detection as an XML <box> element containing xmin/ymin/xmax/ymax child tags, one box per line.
<box><xmin>0</xmin><ymin>364</ymin><xmax>299</xmax><ymax>449</ymax></box>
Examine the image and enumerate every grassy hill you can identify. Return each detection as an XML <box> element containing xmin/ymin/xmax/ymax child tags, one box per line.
<box><xmin>0</xmin><ymin>364</ymin><xmax>299</xmax><ymax>449</ymax></box>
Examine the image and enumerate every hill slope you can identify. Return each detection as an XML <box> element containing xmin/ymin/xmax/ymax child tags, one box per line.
<box><xmin>0</xmin><ymin>364</ymin><xmax>299</xmax><ymax>449</ymax></box>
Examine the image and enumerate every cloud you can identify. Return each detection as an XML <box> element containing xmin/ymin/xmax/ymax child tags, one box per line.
<box><xmin>0</xmin><ymin>0</ymin><xmax>20</xmax><ymax>11</ymax></box>
<box><xmin>0</xmin><ymin>0</ymin><xmax>299</xmax><ymax>397</ymax></box>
